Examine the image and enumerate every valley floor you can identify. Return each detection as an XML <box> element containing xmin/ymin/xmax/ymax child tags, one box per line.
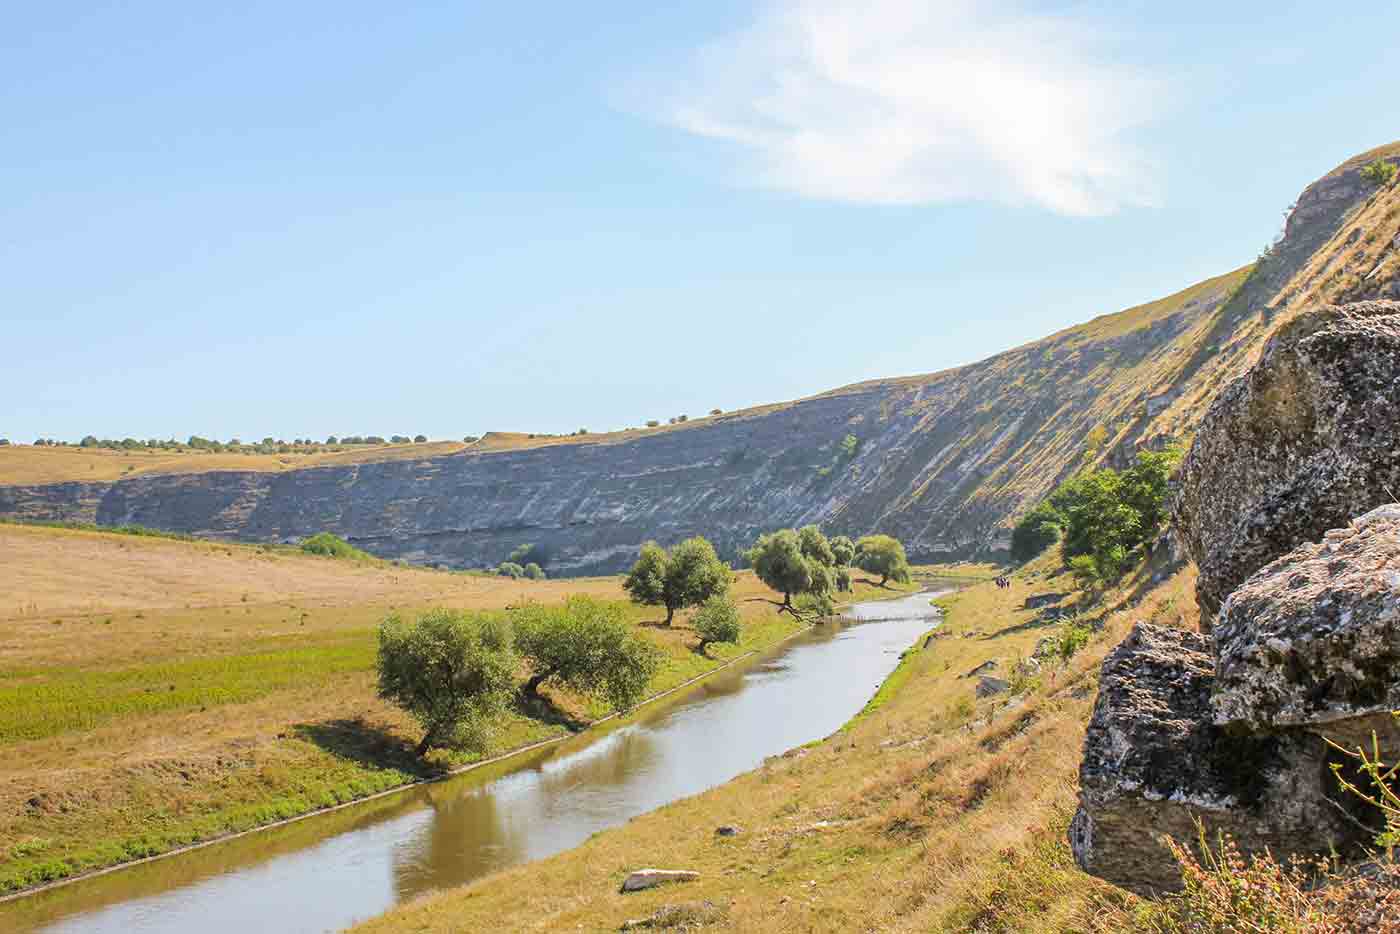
<box><xmin>0</xmin><ymin>523</ymin><xmax>927</xmax><ymax>898</ymax></box>
<box><xmin>354</xmin><ymin>555</ymin><xmax>1201</xmax><ymax>933</ymax></box>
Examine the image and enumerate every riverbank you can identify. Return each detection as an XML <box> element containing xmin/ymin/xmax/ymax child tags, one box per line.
<box><xmin>355</xmin><ymin>554</ymin><xmax>1201</xmax><ymax>932</ymax></box>
<box><xmin>0</xmin><ymin>523</ymin><xmax>920</xmax><ymax>902</ymax></box>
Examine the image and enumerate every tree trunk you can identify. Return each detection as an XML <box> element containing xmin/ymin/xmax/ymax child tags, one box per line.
<box><xmin>415</xmin><ymin>730</ymin><xmax>435</xmax><ymax>757</ymax></box>
<box><xmin>879</xmin><ymin>573</ymin><xmax>888</xmax><ymax>586</ymax></box>
<box><xmin>523</xmin><ymin>670</ymin><xmax>551</xmax><ymax>696</ymax></box>
<box><xmin>697</xmin><ymin>638</ymin><xmax>711</xmax><ymax>657</ymax></box>
<box><xmin>664</xmin><ymin>605</ymin><xmax>675</xmax><ymax>626</ymax></box>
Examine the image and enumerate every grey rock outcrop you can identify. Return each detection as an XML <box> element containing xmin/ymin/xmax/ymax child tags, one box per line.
<box><xmin>619</xmin><ymin>869</ymin><xmax>699</xmax><ymax>893</ymax></box>
<box><xmin>1174</xmin><ymin>301</ymin><xmax>1400</xmax><ymax>623</ymax></box>
<box><xmin>1070</xmin><ymin>624</ymin><xmax>1361</xmax><ymax>896</ymax></box>
<box><xmin>1213</xmin><ymin>504</ymin><xmax>1400</xmax><ymax>752</ymax></box>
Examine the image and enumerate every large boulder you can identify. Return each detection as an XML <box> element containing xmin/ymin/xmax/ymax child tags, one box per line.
<box><xmin>1213</xmin><ymin>504</ymin><xmax>1400</xmax><ymax>753</ymax></box>
<box><xmin>1070</xmin><ymin>624</ymin><xmax>1361</xmax><ymax>896</ymax></box>
<box><xmin>1173</xmin><ymin>301</ymin><xmax>1400</xmax><ymax>624</ymax></box>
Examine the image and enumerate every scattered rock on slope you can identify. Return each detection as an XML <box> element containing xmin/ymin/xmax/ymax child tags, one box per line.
<box><xmin>1173</xmin><ymin>300</ymin><xmax>1400</xmax><ymax>623</ymax></box>
<box><xmin>1069</xmin><ymin>623</ymin><xmax>1360</xmax><ymax>896</ymax></box>
<box><xmin>1213</xmin><ymin>504</ymin><xmax>1400</xmax><ymax>752</ymax></box>
<box><xmin>619</xmin><ymin>869</ymin><xmax>700</xmax><ymax>893</ymax></box>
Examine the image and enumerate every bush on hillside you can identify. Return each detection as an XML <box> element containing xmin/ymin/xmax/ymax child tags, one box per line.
<box><xmin>496</xmin><ymin>561</ymin><xmax>525</xmax><ymax>579</ymax></box>
<box><xmin>376</xmin><ymin>609</ymin><xmax>516</xmax><ymax>756</ymax></box>
<box><xmin>1010</xmin><ymin>501</ymin><xmax>1063</xmax><ymax>562</ymax></box>
<box><xmin>512</xmin><ymin>596</ymin><xmax>660</xmax><ymax>710</ymax></box>
<box><xmin>622</xmin><ymin>537</ymin><xmax>732</xmax><ymax>626</ymax></box>
<box><xmin>299</xmin><ymin>532</ymin><xmax>370</xmax><ymax>560</ymax></box>
<box><xmin>522</xmin><ymin>562</ymin><xmax>545</xmax><ymax>580</ymax></box>
<box><xmin>1361</xmin><ymin>158</ymin><xmax>1398</xmax><ymax>188</ymax></box>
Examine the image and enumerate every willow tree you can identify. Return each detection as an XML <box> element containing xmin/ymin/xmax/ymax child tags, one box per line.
<box><xmin>745</xmin><ymin>525</ymin><xmax>838</xmax><ymax>622</ymax></box>
<box><xmin>622</xmin><ymin>537</ymin><xmax>732</xmax><ymax>625</ymax></box>
<box><xmin>855</xmin><ymin>534</ymin><xmax>912</xmax><ymax>586</ymax></box>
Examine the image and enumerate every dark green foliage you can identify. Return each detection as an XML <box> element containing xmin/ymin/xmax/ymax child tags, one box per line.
<box><xmin>622</xmin><ymin>537</ymin><xmax>732</xmax><ymax>625</ymax></box>
<box><xmin>376</xmin><ymin>609</ymin><xmax>517</xmax><ymax>756</ymax></box>
<box><xmin>1039</xmin><ymin>446</ymin><xmax>1182</xmax><ymax>586</ymax></box>
<box><xmin>1361</xmin><ymin>158</ymin><xmax>1398</xmax><ymax>187</ymax></box>
<box><xmin>1010</xmin><ymin>501</ymin><xmax>1063</xmax><ymax>562</ymax></box>
<box><xmin>838</xmin><ymin>434</ymin><xmax>860</xmax><ymax>459</ymax></box>
<box><xmin>829</xmin><ymin>535</ymin><xmax>856</xmax><ymax>567</ymax></box>
<box><xmin>691</xmin><ymin>595</ymin><xmax>741</xmax><ymax>656</ymax></box>
<box><xmin>508</xmin><ymin>543</ymin><xmax>550</xmax><ymax>568</ymax></box>
<box><xmin>495</xmin><ymin>562</ymin><xmax>525</xmax><ymax>579</ymax></box>
<box><xmin>835</xmin><ymin>566</ymin><xmax>852</xmax><ymax>592</ymax></box>
<box><xmin>854</xmin><ymin>534</ymin><xmax>911</xmax><ymax>586</ymax></box>
<box><xmin>522</xmin><ymin>562</ymin><xmax>545</xmax><ymax>581</ymax></box>
<box><xmin>299</xmin><ymin>532</ymin><xmax>371</xmax><ymax>560</ymax></box>
<box><xmin>513</xmin><ymin>597</ymin><xmax>660</xmax><ymax>711</ymax></box>
<box><xmin>413</xmin><ymin>434</ymin><xmax>427</xmax><ymax>443</ymax></box>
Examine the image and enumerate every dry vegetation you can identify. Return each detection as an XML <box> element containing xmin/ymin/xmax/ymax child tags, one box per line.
<box><xmin>0</xmin><ymin>441</ymin><xmax>469</xmax><ymax>485</ymax></box>
<box><xmin>0</xmin><ymin>524</ymin><xmax>906</xmax><ymax>898</ymax></box>
<box><xmin>353</xmin><ymin>553</ymin><xmax>1206</xmax><ymax>933</ymax></box>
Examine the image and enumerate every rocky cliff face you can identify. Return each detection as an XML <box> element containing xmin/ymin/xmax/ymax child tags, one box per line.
<box><xmin>2</xmin><ymin>147</ymin><xmax>1396</xmax><ymax>574</ymax></box>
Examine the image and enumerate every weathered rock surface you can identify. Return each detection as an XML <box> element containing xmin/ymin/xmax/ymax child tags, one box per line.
<box><xmin>975</xmin><ymin>676</ymin><xmax>1010</xmax><ymax>698</ymax></box>
<box><xmin>1174</xmin><ymin>300</ymin><xmax>1400</xmax><ymax>622</ymax></box>
<box><xmin>1070</xmin><ymin>623</ymin><xmax>1361</xmax><ymax>896</ymax></box>
<box><xmin>619</xmin><ymin>869</ymin><xmax>700</xmax><ymax>893</ymax></box>
<box><xmin>1212</xmin><ymin>504</ymin><xmax>1400</xmax><ymax>752</ymax></box>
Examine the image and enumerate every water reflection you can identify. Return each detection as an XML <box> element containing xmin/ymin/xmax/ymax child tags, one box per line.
<box><xmin>8</xmin><ymin>589</ymin><xmax>947</xmax><ymax>934</ymax></box>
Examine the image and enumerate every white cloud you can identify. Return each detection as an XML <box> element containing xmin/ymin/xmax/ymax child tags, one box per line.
<box><xmin>653</xmin><ymin>0</ymin><xmax>1163</xmax><ymax>215</ymax></box>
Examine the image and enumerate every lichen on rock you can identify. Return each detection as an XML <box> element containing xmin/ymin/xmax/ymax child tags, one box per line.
<box><xmin>1173</xmin><ymin>300</ymin><xmax>1400</xmax><ymax>625</ymax></box>
<box><xmin>1212</xmin><ymin>504</ymin><xmax>1400</xmax><ymax>752</ymax></box>
<box><xmin>1070</xmin><ymin>623</ymin><xmax>1361</xmax><ymax>896</ymax></box>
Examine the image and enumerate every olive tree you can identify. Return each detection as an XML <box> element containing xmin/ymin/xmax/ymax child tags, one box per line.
<box><xmin>745</xmin><ymin>526</ymin><xmax>837</xmax><ymax>621</ymax></box>
<box><xmin>513</xmin><ymin>597</ymin><xmax>661</xmax><ymax>710</ymax></box>
<box><xmin>376</xmin><ymin>609</ymin><xmax>517</xmax><ymax>756</ymax></box>
<box><xmin>855</xmin><ymin>534</ymin><xmax>912</xmax><ymax>586</ymax></box>
<box><xmin>692</xmin><ymin>595</ymin><xmax>741</xmax><ymax>656</ymax></box>
<box><xmin>622</xmin><ymin>537</ymin><xmax>732</xmax><ymax>625</ymax></box>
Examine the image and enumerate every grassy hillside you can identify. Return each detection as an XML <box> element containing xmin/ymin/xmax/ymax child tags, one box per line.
<box><xmin>0</xmin><ymin>523</ymin><xmax>907</xmax><ymax>897</ymax></box>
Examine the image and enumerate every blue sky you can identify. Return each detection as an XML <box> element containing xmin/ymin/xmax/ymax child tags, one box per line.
<box><xmin>3</xmin><ymin>2</ymin><xmax>1394</xmax><ymax>443</ymax></box>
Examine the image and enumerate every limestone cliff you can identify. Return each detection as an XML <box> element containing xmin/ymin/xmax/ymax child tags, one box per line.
<box><xmin>3</xmin><ymin>145</ymin><xmax>1397</xmax><ymax>574</ymax></box>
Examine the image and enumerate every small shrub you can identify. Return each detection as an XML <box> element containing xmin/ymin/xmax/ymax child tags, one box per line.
<box><xmin>692</xmin><ymin>595</ymin><xmax>741</xmax><ymax>655</ymax></box>
<box><xmin>496</xmin><ymin>562</ymin><xmax>525</xmax><ymax>579</ymax></box>
<box><xmin>299</xmin><ymin>532</ymin><xmax>370</xmax><ymax>560</ymax></box>
<box><xmin>1361</xmin><ymin>158</ymin><xmax>1398</xmax><ymax>188</ymax></box>
<box><xmin>522</xmin><ymin>562</ymin><xmax>545</xmax><ymax>581</ymax></box>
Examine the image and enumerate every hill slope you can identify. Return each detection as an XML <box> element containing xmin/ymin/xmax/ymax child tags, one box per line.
<box><xmin>3</xmin><ymin>145</ymin><xmax>1397</xmax><ymax>574</ymax></box>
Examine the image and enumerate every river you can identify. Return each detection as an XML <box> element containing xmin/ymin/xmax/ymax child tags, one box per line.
<box><xmin>4</xmin><ymin>588</ymin><xmax>948</xmax><ymax>933</ymax></box>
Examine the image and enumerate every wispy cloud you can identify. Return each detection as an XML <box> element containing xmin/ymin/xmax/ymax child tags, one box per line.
<box><xmin>651</xmin><ymin>0</ymin><xmax>1163</xmax><ymax>215</ymax></box>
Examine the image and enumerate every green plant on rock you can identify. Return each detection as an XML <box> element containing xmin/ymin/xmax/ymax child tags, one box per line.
<box><xmin>376</xmin><ymin>609</ymin><xmax>517</xmax><ymax>756</ymax></box>
<box><xmin>1361</xmin><ymin>158</ymin><xmax>1398</xmax><ymax>188</ymax></box>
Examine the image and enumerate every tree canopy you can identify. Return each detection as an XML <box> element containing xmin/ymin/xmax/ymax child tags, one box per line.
<box><xmin>854</xmin><ymin>534</ymin><xmax>911</xmax><ymax>586</ymax></box>
<box><xmin>622</xmin><ymin>537</ymin><xmax>732</xmax><ymax>625</ymax></box>
<box><xmin>745</xmin><ymin>526</ymin><xmax>838</xmax><ymax>619</ymax></box>
<box><xmin>513</xmin><ymin>597</ymin><xmax>660</xmax><ymax>711</ymax></box>
<box><xmin>376</xmin><ymin>609</ymin><xmax>517</xmax><ymax>756</ymax></box>
<box><xmin>692</xmin><ymin>595</ymin><xmax>741</xmax><ymax>656</ymax></box>
<box><xmin>829</xmin><ymin>535</ymin><xmax>856</xmax><ymax>567</ymax></box>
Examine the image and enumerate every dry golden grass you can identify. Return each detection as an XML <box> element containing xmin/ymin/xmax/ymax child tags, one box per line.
<box><xmin>0</xmin><ymin>523</ymin><xmax>907</xmax><ymax>896</ymax></box>
<box><xmin>0</xmin><ymin>441</ymin><xmax>467</xmax><ymax>485</ymax></box>
<box><xmin>355</xmin><ymin>555</ymin><xmax>1202</xmax><ymax>933</ymax></box>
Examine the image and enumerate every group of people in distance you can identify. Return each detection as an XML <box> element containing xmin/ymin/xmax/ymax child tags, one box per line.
<box><xmin>994</xmin><ymin>576</ymin><xmax>1011</xmax><ymax>589</ymax></box>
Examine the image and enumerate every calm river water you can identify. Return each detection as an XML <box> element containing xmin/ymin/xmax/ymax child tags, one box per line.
<box><xmin>5</xmin><ymin>588</ymin><xmax>948</xmax><ymax>933</ymax></box>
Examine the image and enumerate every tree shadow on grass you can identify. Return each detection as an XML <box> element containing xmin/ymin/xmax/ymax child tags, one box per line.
<box><xmin>293</xmin><ymin>718</ymin><xmax>446</xmax><ymax>779</ymax></box>
<box><xmin>513</xmin><ymin>689</ymin><xmax>589</xmax><ymax>733</ymax></box>
<box><xmin>855</xmin><ymin>577</ymin><xmax>896</xmax><ymax>590</ymax></box>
